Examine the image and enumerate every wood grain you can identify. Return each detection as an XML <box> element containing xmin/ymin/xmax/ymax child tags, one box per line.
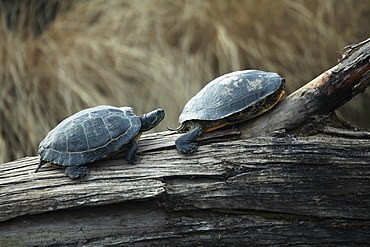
<box><xmin>1</xmin><ymin>129</ymin><xmax>370</xmax><ymax>246</ymax></box>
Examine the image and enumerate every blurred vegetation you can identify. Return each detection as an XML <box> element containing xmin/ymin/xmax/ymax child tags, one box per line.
<box><xmin>0</xmin><ymin>0</ymin><xmax>369</xmax><ymax>163</ymax></box>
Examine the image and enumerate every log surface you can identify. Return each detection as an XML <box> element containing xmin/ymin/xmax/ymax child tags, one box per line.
<box><xmin>1</xmin><ymin>129</ymin><xmax>370</xmax><ymax>246</ymax></box>
<box><xmin>1</xmin><ymin>39</ymin><xmax>370</xmax><ymax>246</ymax></box>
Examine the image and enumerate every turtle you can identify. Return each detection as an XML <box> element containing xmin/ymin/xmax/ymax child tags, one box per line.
<box><xmin>172</xmin><ymin>70</ymin><xmax>285</xmax><ymax>154</ymax></box>
<box><xmin>36</xmin><ymin>105</ymin><xmax>165</xmax><ymax>178</ymax></box>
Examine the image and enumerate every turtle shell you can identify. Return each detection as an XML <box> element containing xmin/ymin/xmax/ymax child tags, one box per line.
<box><xmin>38</xmin><ymin>105</ymin><xmax>141</xmax><ymax>166</ymax></box>
<box><xmin>179</xmin><ymin>70</ymin><xmax>285</xmax><ymax>122</ymax></box>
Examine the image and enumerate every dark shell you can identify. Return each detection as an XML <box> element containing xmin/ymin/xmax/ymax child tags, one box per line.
<box><xmin>179</xmin><ymin>70</ymin><xmax>285</xmax><ymax>122</ymax></box>
<box><xmin>38</xmin><ymin>105</ymin><xmax>141</xmax><ymax>166</ymax></box>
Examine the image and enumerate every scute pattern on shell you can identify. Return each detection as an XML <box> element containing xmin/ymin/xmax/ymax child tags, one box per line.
<box><xmin>179</xmin><ymin>70</ymin><xmax>284</xmax><ymax>122</ymax></box>
<box><xmin>38</xmin><ymin>105</ymin><xmax>141</xmax><ymax>166</ymax></box>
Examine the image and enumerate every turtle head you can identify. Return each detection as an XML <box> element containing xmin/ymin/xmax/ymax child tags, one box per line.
<box><xmin>139</xmin><ymin>109</ymin><xmax>165</xmax><ymax>132</ymax></box>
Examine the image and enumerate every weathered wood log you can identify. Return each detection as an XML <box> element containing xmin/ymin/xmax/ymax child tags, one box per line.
<box><xmin>1</xmin><ymin>39</ymin><xmax>370</xmax><ymax>246</ymax></box>
<box><xmin>1</xmin><ymin>131</ymin><xmax>370</xmax><ymax>246</ymax></box>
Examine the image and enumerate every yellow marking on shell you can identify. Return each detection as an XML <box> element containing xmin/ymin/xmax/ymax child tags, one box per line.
<box><xmin>257</xmin><ymin>91</ymin><xmax>285</xmax><ymax>115</ymax></box>
<box><xmin>204</xmin><ymin>123</ymin><xmax>227</xmax><ymax>132</ymax></box>
<box><xmin>134</xmin><ymin>132</ymin><xmax>142</xmax><ymax>142</ymax></box>
<box><xmin>51</xmin><ymin>163</ymin><xmax>63</xmax><ymax>169</ymax></box>
<box><xmin>278</xmin><ymin>90</ymin><xmax>286</xmax><ymax>100</ymax></box>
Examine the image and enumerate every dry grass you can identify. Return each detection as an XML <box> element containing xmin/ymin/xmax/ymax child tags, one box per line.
<box><xmin>0</xmin><ymin>0</ymin><xmax>369</xmax><ymax>163</ymax></box>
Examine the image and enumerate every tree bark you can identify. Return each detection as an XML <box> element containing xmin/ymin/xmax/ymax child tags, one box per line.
<box><xmin>0</xmin><ymin>39</ymin><xmax>370</xmax><ymax>246</ymax></box>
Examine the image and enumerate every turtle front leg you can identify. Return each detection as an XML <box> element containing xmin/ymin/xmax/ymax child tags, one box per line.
<box><xmin>175</xmin><ymin>124</ymin><xmax>203</xmax><ymax>154</ymax></box>
<box><xmin>126</xmin><ymin>139</ymin><xmax>139</xmax><ymax>163</ymax></box>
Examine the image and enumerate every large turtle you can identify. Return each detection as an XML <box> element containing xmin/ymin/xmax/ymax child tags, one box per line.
<box><xmin>36</xmin><ymin>105</ymin><xmax>165</xmax><ymax>178</ymax></box>
<box><xmin>172</xmin><ymin>70</ymin><xmax>285</xmax><ymax>154</ymax></box>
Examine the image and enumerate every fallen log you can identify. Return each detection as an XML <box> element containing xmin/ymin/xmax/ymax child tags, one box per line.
<box><xmin>0</xmin><ymin>39</ymin><xmax>370</xmax><ymax>246</ymax></box>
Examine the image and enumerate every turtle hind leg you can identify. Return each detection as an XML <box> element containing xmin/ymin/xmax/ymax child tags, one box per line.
<box><xmin>175</xmin><ymin>125</ymin><xmax>203</xmax><ymax>154</ymax></box>
<box><xmin>65</xmin><ymin>165</ymin><xmax>89</xmax><ymax>179</ymax></box>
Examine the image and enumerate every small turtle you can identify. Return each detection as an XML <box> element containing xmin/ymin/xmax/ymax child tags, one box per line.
<box><xmin>172</xmin><ymin>70</ymin><xmax>285</xmax><ymax>154</ymax></box>
<box><xmin>36</xmin><ymin>105</ymin><xmax>165</xmax><ymax>178</ymax></box>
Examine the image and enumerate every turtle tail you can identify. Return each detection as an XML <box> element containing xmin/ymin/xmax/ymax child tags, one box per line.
<box><xmin>167</xmin><ymin>126</ymin><xmax>181</xmax><ymax>131</ymax></box>
<box><xmin>167</xmin><ymin>123</ymin><xmax>189</xmax><ymax>133</ymax></box>
<box><xmin>35</xmin><ymin>160</ymin><xmax>47</xmax><ymax>173</ymax></box>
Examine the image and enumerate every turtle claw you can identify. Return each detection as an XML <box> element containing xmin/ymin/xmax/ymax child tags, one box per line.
<box><xmin>175</xmin><ymin>125</ymin><xmax>202</xmax><ymax>154</ymax></box>
<box><xmin>127</xmin><ymin>154</ymin><xmax>139</xmax><ymax>164</ymax></box>
<box><xmin>176</xmin><ymin>140</ymin><xmax>199</xmax><ymax>154</ymax></box>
